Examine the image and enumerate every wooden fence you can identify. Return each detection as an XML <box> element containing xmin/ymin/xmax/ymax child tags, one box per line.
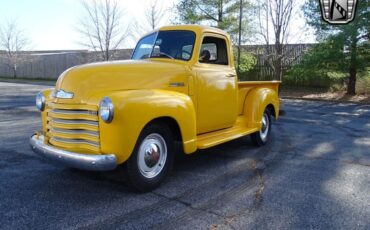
<box><xmin>0</xmin><ymin>49</ymin><xmax>133</xmax><ymax>79</ymax></box>
<box><xmin>241</xmin><ymin>44</ymin><xmax>314</xmax><ymax>81</ymax></box>
<box><xmin>0</xmin><ymin>44</ymin><xmax>314</xmax><ymax>80</ymax></box>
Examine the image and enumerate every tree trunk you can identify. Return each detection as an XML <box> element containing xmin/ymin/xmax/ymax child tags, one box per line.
<box><xmin>237</xmin><ymin>0</ymin><xmax>243</xmax><ymax>75</ymax></box>
<box><xmin>275</xmin><ymin>57</ymin><xmax>282</xmax><ymax>81</ymax></box>
<box><xmin>105</xmin><ymin>49</ymin><xmax>110</xmax><ymax>61</ymax></box>
<box><xmin>347</xmin><ymin>31</ymin><xmax>358</xmax><ymax>95</ymax></box>
<box><xmin>347</xmin><ymin>67</ymin><xmax>357</xmax><ymax>95</ymax></box>
<box><xmin>274</xmin><ymin>42</ymin><xmax>283</xmax><ymax>81</ymax></box>
<box><xmin>12</xmin><ymin>66</ymin><xmax>17</xmax><ymax>79</ymax></box>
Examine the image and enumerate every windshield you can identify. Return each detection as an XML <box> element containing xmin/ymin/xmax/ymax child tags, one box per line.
<box><xmin>131</xmin><ymin>30</ymin><xmax>196</xmax><ymax>61</ymax></box>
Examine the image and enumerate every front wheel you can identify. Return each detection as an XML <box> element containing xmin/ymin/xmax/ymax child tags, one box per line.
<box><xmin>126</xmin><ymin>122</ymin><xmax>174</xmax><ymax>192</ymax></box>
<box><xmin>251</xmin><ymin>109</ymin><xmax>272</xmax><ymax>146</ymax></box>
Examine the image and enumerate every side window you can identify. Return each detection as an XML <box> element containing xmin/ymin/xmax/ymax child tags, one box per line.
<box><xmin>182</xmin><ymin>45</ymin><xmax>193</xmax><ymax>60</ymax></box>
<box><xmin>199</xmin><ymin>36</ymin><xmax>228</xmax><ymax>65</ymax></box>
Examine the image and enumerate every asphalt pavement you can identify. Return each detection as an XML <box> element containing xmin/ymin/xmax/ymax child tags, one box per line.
<box><xmin>0</xmin><ymin>82</ymin><xmax>369</xmax><ymax>230</ymax></box>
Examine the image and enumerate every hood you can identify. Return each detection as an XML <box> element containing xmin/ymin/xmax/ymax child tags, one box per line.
<box><xmin>53</xmin><ymin>59</ymin><xmax>190</xmax><ymax>104</ymax></box>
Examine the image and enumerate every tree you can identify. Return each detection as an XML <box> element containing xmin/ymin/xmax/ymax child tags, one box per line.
<box><xmin>132</xmin><ymin>0</ymin><xmax>168</xmax><ymax>40</ymax></box>
<box><xmin>233</xmin><ymin>48</ymin><xmax>257</xmax><ymax>79</ymax></box>
<box><xmin>0</xmin><ymin>20</ymin><xmax>30</xmax><ymax>78</ymax></box>
<box><xmin>175</xmin><ymin>0</ymin><xmax>252</xmax><ymax>72</ymax></box>
<box><xmin>303</xmin><ymin>0</ymin><xmax>370</xmax><ymax>95</ymax></box>
<box><xmin>145</xmin><ymin>0</ymin><xmax>167</xmax><ymax>30</ymax></box>
<box><xmin>253</xmin><ymin>0</ymin><xmax>300</xmax><ymax>81</ymax></box>
<box><xmin>175</xmin><ymin>0</ymin><xmax>251</xmax><ymax>44</ymax></box>
<box><xmin>77</xmin><ymin>0</ymin><xmax>130</xmax><ymax>61</ymax></box>
<box><xmin>236</xmin><ymin>0</ymin><xmax>243</xmax><ymax>74</ymax></box>
<box><xmin>286</xmin><ymin>41</ymin><xmax>347</xmax><ymax>87</ymax></box>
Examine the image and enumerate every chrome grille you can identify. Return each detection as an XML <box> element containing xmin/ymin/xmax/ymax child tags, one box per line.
<box><xmin>50</xmin><ymin>137</ymin><xmax>100</xmax><ymax>148</ymax></box>
<box><xmin>50</xmin><ymin>127</ymin><xmax>99</xmax><ymax>137</ymax></box>
<box><xmin>50</xmin><ymin>118</ymin><xmax>99</xmax><ymax>127</ymax></box>
<box><xmin>45</xmin><ymin>103</ymin><xmax>100</xmax><ymax>153</ymax></box>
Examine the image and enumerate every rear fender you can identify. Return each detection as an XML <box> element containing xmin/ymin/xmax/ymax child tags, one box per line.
<box><xmin>243</xmin><ymin>88</ymin><xmax>279</xmax><ymax>129</ymax></box>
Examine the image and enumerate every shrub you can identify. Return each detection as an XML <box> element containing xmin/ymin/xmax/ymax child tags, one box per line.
<box><xmin>233</xmin><ymin>49</ymin><xmax>257</xmax><ymax>80</ymax></box>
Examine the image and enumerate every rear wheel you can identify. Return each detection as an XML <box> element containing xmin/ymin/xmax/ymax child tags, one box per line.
<box><xmin>251</xmin><ymin>109</ymin><xmax>272</xmax><ymax>146</ymax></box>
<box><xmin>126</xmin><ymin>122</ymin><xmax>174</xmax><ymax>192</ymax></box>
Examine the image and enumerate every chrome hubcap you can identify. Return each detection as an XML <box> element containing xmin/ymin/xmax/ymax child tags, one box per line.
<box><xmin>138</xmin><ymin>133</ymin><xmax>167</xmax><ymax>179</ymax></box>
<box><xmin>144</xmin><ymin>143</ymin><xmax>160</xmax><ymax>167</ymax></box>
<box><xmin>260</xmin><ymin>113</ymin><xmax>269</xmax><ymax>142</ymax></box>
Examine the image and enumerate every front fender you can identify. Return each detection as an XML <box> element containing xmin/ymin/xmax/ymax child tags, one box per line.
<box><xmin>89</xmin><ymin>90</ymin><xmax>197</xmax><ymax>164</ymax></box>
<box><xmin>243</xmin><ymin>88</ymin><xmax>279</xmax><ymax>129</ymax></box>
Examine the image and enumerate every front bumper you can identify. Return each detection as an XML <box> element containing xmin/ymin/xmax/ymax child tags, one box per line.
<box><xmin>30</xmin><ymin>134</ymin><xmax>117</xmax><ymax>171</ymax></box>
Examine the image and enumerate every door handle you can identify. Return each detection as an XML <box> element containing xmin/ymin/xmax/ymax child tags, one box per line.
<box><xmin>227</xmin><ymin>74</ymin><xmax>236</xmax><ymax>78</ymax></box>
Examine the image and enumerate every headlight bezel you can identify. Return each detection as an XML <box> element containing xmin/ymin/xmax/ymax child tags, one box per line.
<box><xmin>99</xmin><ymin>97</ymin><xmax>114</xmax><ymax>123</ymax></box>
<box><xmin>36</xmin><ymin>92</ymin><xmax>46</xmax><ymax>111</ymax></box>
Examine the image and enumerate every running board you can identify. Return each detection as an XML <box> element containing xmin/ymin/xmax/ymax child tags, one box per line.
<box><xmin>196</xmin><ymin>118</ymin><xmax>258</xmax><ymax>149</ymax></box>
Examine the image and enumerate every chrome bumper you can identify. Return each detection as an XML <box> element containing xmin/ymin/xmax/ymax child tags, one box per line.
<box><xmin>30</xmin><ymin>134</ymin><xmax>117</xmax><ymax>171</ymax></box>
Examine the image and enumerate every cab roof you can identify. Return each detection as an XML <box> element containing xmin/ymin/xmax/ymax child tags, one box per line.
<box><xmin>151</xmin><ymin>25</ymin><xmax>229</xmax><ymax>38</ymax></box>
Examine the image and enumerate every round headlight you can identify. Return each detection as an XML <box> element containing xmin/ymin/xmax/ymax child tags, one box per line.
<box><xmin>36</xmin><ymin>92</ymin><xmax>45</xmax><ymax>111</ymax></box>
<box><xmin>99</xmin><ymin>97</ymin><xmax>114</xmax><ymax>123</ymax></box>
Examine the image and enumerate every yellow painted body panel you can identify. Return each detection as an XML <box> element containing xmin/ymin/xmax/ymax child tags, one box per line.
<box><xmin>240</xmin><ymin>81</ymin><xmax>280</xmax><ymax>128</ymax></box>
<box><xmin>35</xmin><ymin>25</ymin><xmax>280</xmax><ymax>165</ymax></box>
<box><xmin>54</xmin><ymin>59</ymin><xmax>190</xmax><ymax>104</ymax></box>
<box><xmin>87</xmin><ymin>89</ymin><xmax>197</xmax><ymax>164</ymax></box>
<box><xmin>191</xmin><ymin>32</ymin><xmax>238</xmax><ymax>133</ymax></box>
<box><xmin>197</xmin><ymin>116</ymin><xmax>258</xmax><ymax>149</ymax></box>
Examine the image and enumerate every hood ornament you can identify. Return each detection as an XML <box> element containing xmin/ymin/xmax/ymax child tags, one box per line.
<box><xmin>53</xmin><ymin>89</ymin><xmax>74</xmax><ymax>99</ymax></box>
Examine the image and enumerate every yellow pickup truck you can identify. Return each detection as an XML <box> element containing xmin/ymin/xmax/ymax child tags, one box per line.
<box><xmin>30</xmin><ymin>25</ymin><xmax>280</xmax><ymax>191</ymax></box>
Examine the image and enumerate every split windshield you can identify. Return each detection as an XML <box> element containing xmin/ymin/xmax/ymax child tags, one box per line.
<box><xmin>131</xmin><ymin>30</ymin><xmax>196</xmax><ymax>61</ymax></box>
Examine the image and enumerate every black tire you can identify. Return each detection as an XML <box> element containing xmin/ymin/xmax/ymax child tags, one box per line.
<box><xmin>126</xmin><ymin>122</ymin><xmax>175</xmax><ymax>192</ymax></box>
<box><xmin>251</xmin><ymin>108</ymin><xmax>272</xmax><ymax>146</ymax></box>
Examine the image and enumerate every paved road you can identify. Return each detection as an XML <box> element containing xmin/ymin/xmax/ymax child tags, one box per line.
<box><xmin>1</xmin><ymin>82</ymin><xmax>369</xmax><ymax>230</ymax></box>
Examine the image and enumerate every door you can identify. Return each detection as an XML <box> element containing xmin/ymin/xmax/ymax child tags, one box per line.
<box><xmin>193</xmin><ymin>34</ymin><xmax>238</xmax><ymax>134</ymax></box>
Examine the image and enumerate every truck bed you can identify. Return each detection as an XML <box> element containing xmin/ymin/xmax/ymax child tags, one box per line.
<box><xmin>238</xmin><ymin>81</ymin><xmax>280</xmax><ymax>115</ymax></box>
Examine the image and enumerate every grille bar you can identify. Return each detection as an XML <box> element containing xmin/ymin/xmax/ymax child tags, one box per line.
<box><xmin>51</xmin><ymin>137</ymin><xmax>100</xmax><ymax>148</ymax></box>
<box><xmin>46</xmin><ymin>127</ymin><xmax>100</xmax><ymax>143</ymax></box>
<box><xmin>51</xmin><ymin>127</ymin><xmax>99</xmax><ymax>137</ymax></box>
<box><xmin>47</xmin><ymin>102</ymin><xmax>98</xmax><ymax>111</ymax></box>
<box><xmin>47</xmin><ymin>119</ymin><xmax>99</xmax><ymax>132</ymax></box>
<box><xmin>48</xmin><ymin>109</ymin><xmax>99</xmax><ymax>121</ymax></box>
<box><xmin>52</xmin><ymin>109</ymin><xmax>98</xmax><ymax>115</ymax></box>
<box><xmin>50</xmin><ymin>118</ymin><xmax>98</xmax><ymax>126</ymax></box>
<box><xmin>46</xmin><ymin>102</ymin><xmax>100</xmax><ymax>153</ymax></box>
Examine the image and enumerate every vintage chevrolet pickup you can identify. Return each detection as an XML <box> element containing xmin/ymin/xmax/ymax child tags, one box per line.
<box><xmin>30</xmin><ymin>25</ymin><xmax>280</xmax><ymax>191</ymax></box>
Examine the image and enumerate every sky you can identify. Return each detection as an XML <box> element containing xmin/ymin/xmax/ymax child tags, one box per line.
<box><xmin>0</xmin><ymin>0</ymin><xmax>315</xmax><ymax>51</ymax></box>
<box><xmin>0</xmin><ymin>0</ymin><xmax>178</xmax><ymax>50</ymax></box>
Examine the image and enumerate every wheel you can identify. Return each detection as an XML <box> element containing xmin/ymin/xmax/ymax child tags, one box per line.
<box><xmin>251</xmin><ymin>109</ymin><xmax>272</xmax><ymax>146</ymax></box>
<box><xmin>126</xmin><ymin>122</ymin><xmax>175</xmax><ymax>192</ymax></box>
